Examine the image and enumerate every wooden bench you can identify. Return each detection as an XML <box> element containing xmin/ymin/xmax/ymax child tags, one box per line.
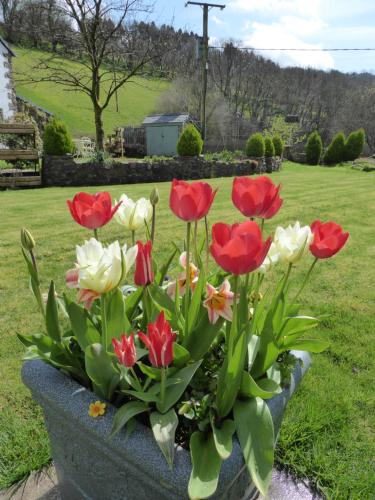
<box><xmin>0</xmin><ymin>123</ymin><xmax>40</xmax><ymax>169</ymax></box>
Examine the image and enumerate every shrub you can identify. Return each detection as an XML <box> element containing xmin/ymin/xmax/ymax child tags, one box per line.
<box><xmin>272</xmin><ymin>134</ymin><xmax>284</xmax><ymax>157</ymax></box>
<box><xmin>305</xmin><ymin>131</ymin><xmax>323</xmax><ymax>165</ymax></box>
<box><xmin>245</xmin><ymin>133</ymin><xmax>265</xmax><ymax>157</ymax></box>
<box><xmin>177</xmin><ymin>124</ymin><xmax>203</xmax><ymax>157</ymax></box>
<box><xmin>344</xmin><ymin>129</ymin><xmax>365</xmax><ymax>161</ymax></box>
<box><xmin>324</xmin><ymin>132</ymin><xmax>346</xmax><ymax>165</ymax></box>
<box><xmin>43</xmin><ymin>119</ymin><xmax>73</xmax><ymax>155</ymax></box>
<box><xmin>264</xmin><ymin>137</ymin><xmax>275</xmax><ymax>158</ymax></box>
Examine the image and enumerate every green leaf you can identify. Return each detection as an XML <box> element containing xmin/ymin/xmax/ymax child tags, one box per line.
<box><xmin>106</xmin><ymin>289</ymin><xmax>131</xmax><ymax>344</ymax></box>
<box><xmin>66</xmin><ymin>297</ymin><xmax>100</xmax><ymax>350</ymax></box>
<box><xmin>138</xmin><ymin>361</ymin><xmax>162</xmax><ymax>380</ymax></box>
<box><xmin>234</xmin><ymin>398</ymin><xmax>274</xmax><ymax>497</ymax></box>
<box><xmin>188</xmin><ymin>431</ymin><xmax>222</xmax><ymax>500</ymax></box>
<box><xmin>124</xmin><ymin>287</ymin><xmax>143</xmax><ymax>321</ymax></box>
<box><xmin>282</xmin><ymin>338</ymin><xmax>330</xmax><ymax>352</ymax></box>
<box><xmin>122</xmin><ymin>389</ymin><xmax>160</xmax><ymax>404</ymax></box>
<box><xmin>156</xmin><ymin>248</ymin><xmax>178</xmax><ymax>286</ymax></box>
<box><xmin>17</xmin><ymin>333</ymin><xmax>53</xmax><ymax>353</ymax></box>
<box><xmin>110</xmin><ymin>401</ymin><xmax>149</xmax><ymax>438</ymax></box>
<box><xmin>150</xmin><ymin>409</ymin><xmax>178</xmax><ymax>469</ymax></box>
<box><xmin>185</xmin><ymin>316</ymin><xmax>224</xmax><ymax>361</ymax></box>
<box><xmin>210</xmin><ymin>414</ymin><xmax>235</xmax><ymax>460</ymax></box>
<box><xmin>187</xmin><ymin>268</ymin><xmax>206</xmax><ymax>334</ymax></box>
<box><xmin>45</xmin><ymin>281</ymin><xmax>61</xmax><ymax>342</ymax></box>
<box><xmin>248</xmin><ymin>335</ymin><xmax>260</xmax><ymax>371</ymax></box>
<box><xmin>156</xmin><ymin>360</ymin><xmax>202</xmax><ymax>414</ymax></box>
<box><xmin>240</xmin><ymin>372</ymin><xmax>281</xmax><ymax>399</ymax></box>
<box><xmin>277</xmin><ymin>315</ymin><xmax>319</xmax><ymax>341</ymax></box>
<box><xmin>173</xmin><ymin>343</ymin><xmax>190</xmax><ymax>367</ymax></box>
<box><xmin>85</xmin><ymin>343</ymin><xmax>119</xmax><ymax>400</ymax></box>
<box><xmin>148</xmin><ymin>284</ymin><xmax>183</xmax><ymax>333</ymax></box>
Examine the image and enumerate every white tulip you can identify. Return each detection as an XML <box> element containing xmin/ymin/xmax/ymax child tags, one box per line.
<box><xmin>114</xmin><ymin>194</ymin><xmax>152</xmax><ymax>231</ymax></box>
<box><xmin>75</xmin><ymin>238</ymin><xmax>137</xmax><ymax>294</ymax></box>
<box><xmin>259</xmin><ymin>242</ymin><xmax>280</xmax><ymax>274</ymax></box>
<box><xmin>274</xmin><ymin>221</ymin><xmax>313</xmax><ymax>264</ymax></box>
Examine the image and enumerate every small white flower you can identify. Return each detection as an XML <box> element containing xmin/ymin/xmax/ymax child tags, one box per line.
<box><xmin>114</xmin><ymin>194</ymin><xmax>152</xmax><ymax>231</ymax></box>
<box><xmin>273</xmin><ymin>221</ymin><xmax>313</xmax><ymax>264</ymax></box>
<box><xmin>73</xmin><ymin>238</ymin><xmax>137</xmax><ymax>294</ymax></box>
<box><xmin>259</xmin><ymin>242</ymin><xmax>280</xmax><ymax>274</ymax></box>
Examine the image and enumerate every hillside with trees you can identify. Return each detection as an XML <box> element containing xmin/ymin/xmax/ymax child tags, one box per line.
<box><xmin>1</xmin><ymin>0</ymin><xmax>374</xmax><ymax>151</ymax></box>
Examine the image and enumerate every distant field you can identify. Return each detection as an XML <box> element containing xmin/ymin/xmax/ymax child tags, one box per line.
<box><xmin>1</xmin><ymin>163</ymin><xmax>375</xmax><ymax>497</ymax></box>
<box><xmin>13</xmin><ymin>48</ymin><xmax>170</xmax><ymax>138</ymax></box>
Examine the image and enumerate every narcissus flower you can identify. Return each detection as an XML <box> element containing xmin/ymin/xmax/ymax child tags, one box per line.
<box><xmin>66</xmin><ymin>238</ymin><xmax>137</xmax><ymax>307</ymax></box>
<box><xmin>167</xmin><ymin>252</ymin><xmax>199</xmax><ymax>298</ymax></box>
<box><xmin>134</xmin><ymin>240</ymin><xmax>154</xmax><ymax>286</ymax></box>
<box><xmin>112</xmin><ymin>334</ymin><xmax>136</xmax><ymax>368</ymax></box>
<box><xmin>138</xmin><ymin>312</ymin><xmax>177</xmax><ymax>367</ymax></box>
<box><xmin>232</xmin><ymin>176</ymin><xmax>283</xmax><ymax>219</ymax></box>
<box><xmin>67</xmin><ymin>192</ymin><xmax>120</xmax><ymax>229</ymax></box>
<box><xmin>274</xmin><ymin>221</ymin><xmax>313</xmax><ymax>264</ymax></box>
<box><xmin>114</xmin><ymin>194</ymin><xmax>152</xmax><ymax>231</ymax></box>
<box><xmin>169</xmin><ymin>179</ymin><xmax>217</xmax><ymax>222</ymax></box>
<box><xmin>88</xmin><ymin>401</ymin><xmax>106</xmax><ymax>418</ymax></box>
<box><xmin>310</xmin><ymin>220</ymin><xmax>349</xmax><ymax>259</ymax></box>
<box><xmin>203</xmin><ymin>279</ymin><xmax>234</xmax><ymax>324</ymax></box>
<box><xmin>210</xmin><ymin>221</ymin><xmax>272</xmax><ymax>275</ymax></box>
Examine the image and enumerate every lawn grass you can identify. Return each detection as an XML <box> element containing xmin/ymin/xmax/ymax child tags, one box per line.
<box><xmin>0</xmin><ymin>162</ymin><xmax>374</xmax><ymax>498</ymax></box>
<box><xmin>12</xmin><ymin>47</ymin><xmax>169</xmax><ymax>137</ymax></box>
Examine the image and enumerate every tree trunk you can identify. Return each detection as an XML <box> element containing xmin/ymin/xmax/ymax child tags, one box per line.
<box><xmin>93</xmin><ymin>103</ymin><xmax>104</xmax><ymax>151</ymax></box>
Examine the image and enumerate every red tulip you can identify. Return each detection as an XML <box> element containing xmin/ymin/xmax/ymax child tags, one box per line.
<box><xmin>169</xmin><ymin>179</ymin><xmax>217</xmax><ymax>222</ymax></box>
<box><xmin>310</xmin><ymin>220</ymin><xmax>349</xmax><ymax>259</ymax></box>
<box><xmin>232</xmin><ymin>176</ymin><xmax>283</xmax><ymax>219</ymax></box>
<box><xmin>67</xmin><ymin>192</ymin><xmax>121</xmax><ymax>229</ymax></box>
<box><xmin>134</xmin><ymin>240</ymin><xmax>154</xmax><ymax>286</ymax></box>
<box><xmin>138</xmin><ymin>312</ymin><xmax>177</xmax><ymax>367</ymax></box>
<box><xmin>112</xmin><ymin>334</ymin><xmax>136</xmax><ymax>368</ymax></box>
<box><xmin>210</xmin><ymin>221</ymin><xmax>272</xmax><ymax>275</ymax></box>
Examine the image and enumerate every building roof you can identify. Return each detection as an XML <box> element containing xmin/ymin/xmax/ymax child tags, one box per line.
<box><xmin>142</xmin><ymin>113</ymin><xmax>191</xmax><ymax>126</ymax></box>
<box><xmin>0</xmin><ymin>37</ymin><xmax>15</xmax><ymax>57</ymax></box>
<box><xmin>16</xmin><ymin>95</ymin><xmax>54</xmax><ymax>116</ymax></box>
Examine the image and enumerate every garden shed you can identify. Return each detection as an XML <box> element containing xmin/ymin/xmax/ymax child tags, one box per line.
<box><xmin>142</xmin><ymin>113</ymin><xmax>192</xmax><ymax>156</ymax></box>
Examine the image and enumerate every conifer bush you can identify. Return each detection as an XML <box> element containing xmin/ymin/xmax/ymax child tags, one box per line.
<box><xmin>344</xmin><ymin>128</ymin><xmax>365</xmax><ymax>161</ymax></box>
<box><xmin>305</xmin><ymin>131</ymin><xmax>323</xmax><ymax>165</ymax></box>
<box><xmin>264</xmin><ymin>137</ymin><xmax>275</xmax><ymax>158</ymax></box>
<box><xmin>43</xmin><ymin>119</ymin><xmax>73</xmax><ymax>155</ymax></box>
<box><xmin>272</xmin><ymin>134</ymin><xmax>284</xmax><ymax>157</ymax></box>
<box><xmin>324</xmin><ymin>132</ymin><xmax>346</xmax><ymax>165</ymax></box>
<box><xmin>245</xmin><ymin>133</ymin><xmax>265</xmax><ymax>157</ymax></box>
<box><xmin>177</xmin><ymin>124</ymin><xmax>203</xmax><ymax>157</ymax></box>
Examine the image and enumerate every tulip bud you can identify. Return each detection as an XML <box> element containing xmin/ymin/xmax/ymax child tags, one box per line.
<box><xmin>21</xmin><ymin>228</ymin><xmax>35</xmax><ymax>251</ymax></box>
<box><xmin>150</xmin><ymin>188</ymin><xmax>159</xmax><ymax>206</ymax></box>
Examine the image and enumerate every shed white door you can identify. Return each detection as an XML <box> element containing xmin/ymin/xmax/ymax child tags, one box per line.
<box><xmin>147</xmin><ymin>125</ymin><xmax>179</xmax><ymax>156</ymax></box>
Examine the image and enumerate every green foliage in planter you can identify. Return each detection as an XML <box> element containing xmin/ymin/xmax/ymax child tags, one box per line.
<box><xmin>264</xmin><ymin>137</ymin><xmax>275</xmax><ymax>158</ymax></box>
<box><xmin>272</xmin><ymin>135</ymin><xmax>284</xmax><ymax>157</ymax></box>
<box><xmin>43</xmin><ymin>119</ymin><xmax>73</xmax><ymax>156</ymax></box>
<box><xmin>246</xmin><ymin>133</ymin><xmax>265</xmax><ymax>158</ymax></box>
<box><xmin>324</xmin><ymin>132</ymin><xmax>346</xmax><ymax>165</ymax></box>
<box><xmin>305</xmin><ymin>131</ymin><xmax>323</xmax><ymax>165</ymax></box>
<box><xmin>344</xmin><ymin>129</ymin><xmax>365</xmax><ymax>161</ymax></box>
<box><xmin>177</xmin><ymin>124</ymin><xmax>203</xmax><ymax>157</ymax></box>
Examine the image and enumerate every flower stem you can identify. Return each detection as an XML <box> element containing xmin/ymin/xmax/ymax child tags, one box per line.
<box><xmin>94</xmin><ymin>228</ymin><xmax>99</xmax><ymax>240</ymax></box>
<box><xmin>193</xmin><ymin>220</ymin><xmax>198</xmax><ymax>263</ymax></box>
<box><xmin>228</xmin><ymin>274</ymin><xmax>239</xmax><ymax>355</ymax></box>
<box><xmin>204</xmin><ymin>216</ymin><xmax>209</xmax><ymax>274</ymax></box>
<box><xmin>293</xmin><ymin>258</ymin><xmax>318</xmax><ymax>303</ymax></box>
<box><xmin>130</xmin><ymin>367</ymin><xmax>142</xmax><ymax>392</ymax></box>
<box><xmin>184</xmin><ymin>222</ymin><xmax>192</xmax><ymax>339</ymax></box>
<box><xmin>151</xmin><ymin>205</ymin><xmax>156</xmax><ymax>244</ymax></box>
<box><xmin>260</xmin><ymin>218</ymin><xmax>265</xmax><ymax>235</ymax></box>
<box><xmin>131</xmin><ymin>230</ymin><xmax>135</xmax><ymax>246</ymax></box>
<box><xmin>101</xmin><ymin>294</ymin><xmax>108</xmax><ymax>349</ymax></box>
<box><xmin>160</xmin><ymin>367</ymin><xmax>167</xmax><ymax>406</ymax></box>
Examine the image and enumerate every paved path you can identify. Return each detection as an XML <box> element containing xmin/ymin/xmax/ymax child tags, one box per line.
<box><xmin>1</xmin><ymin>465</ymin><xmax>321</xmax><ymax>499</ymax></box>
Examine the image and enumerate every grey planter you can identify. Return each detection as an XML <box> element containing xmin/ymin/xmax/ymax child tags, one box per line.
<box><xmin>22</xmin><ymin>350</ymin><xmax>311</xmax><ymax>500</ymax></box>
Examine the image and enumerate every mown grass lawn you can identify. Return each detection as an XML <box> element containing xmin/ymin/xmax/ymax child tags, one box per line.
<box><xmin>1</xmin><ymin>162</ymin><xmax>374</xmax><ymax>498</ymax></box>
<box><xmin>13</xmin><ymin>47</ymin><xmax>169</xmax><ymax>137</ymax></box>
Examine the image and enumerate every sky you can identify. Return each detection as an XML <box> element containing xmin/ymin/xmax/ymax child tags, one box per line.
<box><xmin>151</xmin><ymin>0</ymin><xmax>375</xmax><ymax>73</ymax></box>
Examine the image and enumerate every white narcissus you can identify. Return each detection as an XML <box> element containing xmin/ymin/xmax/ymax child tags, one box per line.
<box><xmin>67</xmin><ymin>238</ymin><xmax>137</xmax><ymax>299</ymax></box>
<box><xmin>273</xmin><ymin>221</ymin><xmax>313</xmax><ymax>264</ymax></box>
<box><xmin>259</xmin><ymin>242</ymin><xmax>280</xmax><ymax>274</ymax></box>
<box><xmin>114</xmin><ymin>194</ymin><xmax>152</xmax><ymax>231</ymax></box>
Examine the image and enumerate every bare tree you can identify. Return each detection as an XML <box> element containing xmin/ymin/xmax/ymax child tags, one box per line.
<box><xmin>0</xmin><ymin>0</ymin><xmax>19</xmax><ymax>42</ymax></box>
<box><xmin>23</xmin><ymin>0</ymin><xmax>167</xmax><ymax>150</ymax></box>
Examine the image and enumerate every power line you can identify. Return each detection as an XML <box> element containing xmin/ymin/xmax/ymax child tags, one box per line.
<box><xmin>209</xmin><ymin>46</ymin><xmax>375</xmax><ymax>52</ymax></box>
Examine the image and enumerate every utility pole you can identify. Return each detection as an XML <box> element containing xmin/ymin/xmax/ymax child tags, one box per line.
<box><xmin>186</xmin><ymin>2</ymin><xmax>225</xmax><ymax>141</ymax></box>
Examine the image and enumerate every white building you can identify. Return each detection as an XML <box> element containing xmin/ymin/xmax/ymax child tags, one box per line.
<box><xmin>0</xmin><ymin>37</ymin><xmax>16</xmax><ymax>121</ymax></box>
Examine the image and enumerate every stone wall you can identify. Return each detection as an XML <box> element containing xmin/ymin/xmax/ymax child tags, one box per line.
<box><xmin>42</xmin><ymin>155</ymin><xmax>282</xmax><ymax>187</ymax></box>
